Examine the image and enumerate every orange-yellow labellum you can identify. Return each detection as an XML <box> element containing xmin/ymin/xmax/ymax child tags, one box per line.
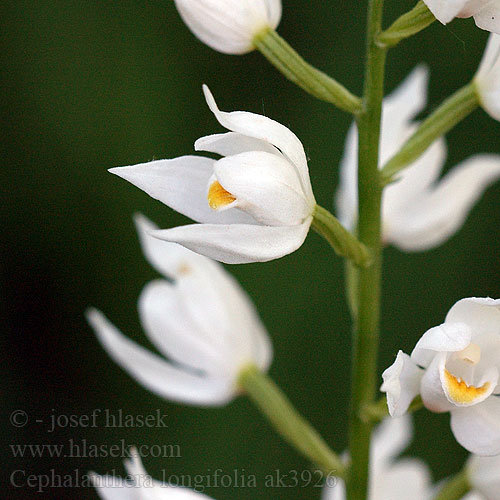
<box><xmin>444</xmin><ymin>369</ymin><xmax>490</xmax><ymax>404</ymax></box>
<box><xmin>208</xmin><ymin>181</ymin><xmax>236</xmax><ymax>210</ymax></box>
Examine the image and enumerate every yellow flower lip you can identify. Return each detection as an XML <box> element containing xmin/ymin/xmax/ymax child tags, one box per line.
<box><xmin>208</xmin><ymin>181</ymin><xmax>236</xmax><ymax>210</ymax></box>
<box><xmin>444</xmin><ymin>369</ymin><xmax>490</xmax><ymax>405</ymax></box>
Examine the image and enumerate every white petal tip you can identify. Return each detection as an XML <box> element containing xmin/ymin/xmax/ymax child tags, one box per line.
<box><xmin>133</xmin><ymin>212</ymin><xmax>156</xmax><ymax>234</ymax></box>
<box><xmin>85</xmin><ymin>307</ymin><xmax>102</xmax><ymax>325</ymax></box>
<box><xmin>202</xmin><ymin>85</ymin><xmax>218</xmax><ymax>114</ymax></box>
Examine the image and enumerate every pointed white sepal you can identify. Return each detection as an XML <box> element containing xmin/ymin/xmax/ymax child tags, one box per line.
<box><xmin>381</xmin><ymin>351</ymin><xmax>424</xmax><ymax>417</ymax></box>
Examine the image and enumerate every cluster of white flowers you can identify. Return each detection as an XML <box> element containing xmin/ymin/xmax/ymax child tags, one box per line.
<box><xmin>86</xmin><ymin>1</ymin><xmax>500</xmax><ymax>499</ymax></box>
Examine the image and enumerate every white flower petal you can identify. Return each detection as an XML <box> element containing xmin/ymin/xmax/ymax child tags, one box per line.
<box><xmin>420</xmin><ymin>354</ymin><xmax>457</xmax><ymax>412</ymax></box>
<box><xmin>381</xmin><ymin>66</ymin><xmax>430</xmax><ymax>161</ymax></box>
<box><xmin>382</xmin><ymin>137</ymin><xmax>447</xmax><ymax>224</ymax></box>
<box><xmin>91</xmin><ymin>473</ymin><xmax>136</xmax><ymax>500</ymax></box>
<box><xmin>138</xmin><ymin>280</ymin><xmax>228</xmax><ymax>375</ymax></box>
<box><xmin>174</xmin><ymin>261</ymin><xmax>273</xmax><ymax>372</ymax></box>
<box><xmin>337</xmin><ymin>66</ymin><xmax>441</xmax><ymax>233</ymax></box>
<box><xmin>461</xmin><ymin>494</ymin><xmax>487</xmax><ymax>500</ymax></box>
<box><xmin>202</xmin><ymin>85</ymin><xmax>314</xmax><ymax>202</ymax></box>
<box><xmin>412</xmin><ymin>322</ymin><xmax>472</xmax><ymax>367</ymax></box>
<box><xmin>214</xmin><ymin>151</ymin><xmax>311</xmax><ymax>226</ymax></box>
<box><xmin>265</xmin><ymin>0</ymin><xmax>282</xmax><ymax>27</ymax></box>
<box><xmin>386</xmin><ymin>155</ymin><xmax>500</xmax><ymax>251</ymax></box>
<box><xmin>372</xmin><ymin>415</ymin><xmax>413</xmax><ymax>464</ymax></box>
<box><xmin>381</xmin><ymin>351</ymin><xmax>424</xmax><ymax>417</ymax></box>
<box><xmin>446</xmin><ymin>297</ymin><xmax>500</xmax><ymax>339</ymax></box>
<box><xmin>151</xmin><ymin>219</ymin><xmax>312</xmax><ymax>264</ymax></box>
<box><xmin>134</xmin><ymin>213</ymin><xmax>210</xmax><ymax>280</ymax></box>
<box><xmin>336</xmin><ymin>122</ymin><xmax>358</xmax><ymax>230</ymax></box>
<box><xmin>476</xmin><ymin>34</ymin><xmax>500</xmax><ymax>118</ymax></box>
<box><xmin>195</xmin><ymin>132</ymin><xmax>281</xmax><ymax>157</ymax></box>
<box><xmin>473</xmin><ymin>3</ymin><xmax>500</xmax><ymax>33</ymax></box>
<box><xmin>86</xmin><ymin>308</ymin><xmax>234</xmax><ymax>406</ymax></box>
<box><xmin>171</xmin><ymin>266</ymin><xmax>269</xmax><ymax>375</ymax></box>
<box><xmin>468</xmin><ymin>453</ymin><xmax>500</xmax><ymax>499</ymax></box>
<box><xmin>477</xmin><ymin>33</ymin><xmax>500</xmax><ymax>80</ymax></box>
<box><xmin>323</xmin><ymin>416</ymin><xmax>432</xmax><ymax>500</ymax></box>
<box><xmin>110</xmin><ymin>156</ymin><xmax>254</xmax><ymax>225</ymax></box>
<box><xmin>423</xmin><ymin>0</ymin><xmax>470</xmax><ymax>24</ymax></box>
<box><xmin>451</xmin><ymin>396</ymin><xmax>500</xmax><ymax>455</ymax></box>
<box><xmin>372</xmin><ymin>458</ymin><xmax>432</xmax><ymax>500</ymax></box>
<box><xmin>322</xmin><ymin>480</ymin><xmax>345</xmax><ymax>500</ymax></box>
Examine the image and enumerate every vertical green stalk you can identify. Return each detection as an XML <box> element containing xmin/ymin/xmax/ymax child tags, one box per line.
<box><xmin>346</xmin><ymin>0</ymin><xmax>386</xmax><ymax>499</ymax></box>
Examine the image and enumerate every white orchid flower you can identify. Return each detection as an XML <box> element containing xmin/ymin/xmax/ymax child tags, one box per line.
<box><xmin>467</xmin><ymin>454</ymin><xmax>500</xmax><ymax>499</ymax></box>
<box><xmin>382</xmin><ymin>297</ymin><xmax>500</xmax><ymax>456</ymax></box>
<box><xmin>337</xmin><ymin>66</ymin><xmax>500</xmax><ymax>252</ymax></box>
<box><xmin>423</xmin><ymin>0</ymin><xmax>500</xmax><ymax>33</ymax></box>
<box><xmin>86</xmin><ymin>214</ymin><xmax>272</xmax><ymax>406</ymax></box>
<box><xmin>92</xmin><ymin>447</ymin><xmax>215</xmax><ymax>500</ymax></box>
<box><xmin>322</xmin><ymin>415</ymin><xmax>432</xmax><ymax>500</ymax></box>
<box><xmin>475</xmin><ymin>34</ymin><xmax>500</xmax><ymax>121</ymax></box>
<box><xmin>173</xmin><ymin>0</ymin><xmax>281</xmax><ymax>55</ymax></box>
<box><xmin>110</xmin><ymin>85</ymin><xmax>316</xmax><ymax>264</ymax></box>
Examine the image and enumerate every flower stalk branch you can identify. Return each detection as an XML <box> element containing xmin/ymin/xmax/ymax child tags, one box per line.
<box><xmin>238</xmin><ymin>365</ymin><xmax>346</xmax><ymax>478</ymax></box>
<box><xmin>362</xmin><ymin>395</ymin><xmax>423</xmax><ymax>423</ymax></box>
<box><xmin>254</xmin><ymin>28</ymin><xmax>362</xmax><ymax>114</ymax></box>
<box><xmin>381</xmin><ymin>83</ymin><xmax>479</xmax><ymax>183</ymax></box>
<box><xmin>377</xmin><ymin>1</ymin><xmax>436</xmax><ymax>48</ymax></box>
<box><xmin>312</xmin><ymin>205</ymin><xmax>372</xmax><ymax>267</ymax></box>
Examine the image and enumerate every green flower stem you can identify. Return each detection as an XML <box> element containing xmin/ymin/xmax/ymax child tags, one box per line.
<box><xmin>312</xmin><ymin>205</ymin><xmax>372</xmax><ymax>268</ymax></box>
<box><xmin>433</xmin><ymin>469</ymin><xmax>471</xmax><ymax>500</ymax></box>
<box><xmin>381</xmin><ymin>83</ymin><xmax>479</xmax><ymax>183</ymax></box>
<box><xmin>344</xmin><ymin>260</ymin><xmax>359</xmax><ymax>320</ymax></box>
<box><xmin>347</xmin><ymin>0</ymin><xmax>386</xmax><ymax>499</ymax></box>
<box><xmin>254</xmin><ymin>28</ymin><xmax>362</xmax><ymax>114</ymax></box>
<box><xmin>377</xmin><ymin>1</ymin><xmax>436</xmax><ymax>48</ymax></box>
<box><xmin>238</xmin><ymin>365</ymin><xmax>346</xmax><ymax>478</ymax></box>
<box><xmin>362</xmin><ymin>395</ymin><xmax>424</xmax><ymax>423</ymax></box>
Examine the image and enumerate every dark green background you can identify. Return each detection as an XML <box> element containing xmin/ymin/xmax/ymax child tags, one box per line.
<box><xmin>2</xmin><ymin>1</ymin><xmax>500</xmax><ymax>498</ymax></box>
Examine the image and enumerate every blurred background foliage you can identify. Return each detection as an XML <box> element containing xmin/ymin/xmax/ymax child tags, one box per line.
<box><xmin>2</xmin><ymin>0</ymin><xmax>500</xmax><ymax>498</ymax></box>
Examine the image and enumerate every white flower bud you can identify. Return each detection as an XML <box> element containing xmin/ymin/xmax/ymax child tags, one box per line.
<box><xmin>174</xmin><ymin>0</ymin><xmax>282</xmax><ymax>54</ymax></box>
